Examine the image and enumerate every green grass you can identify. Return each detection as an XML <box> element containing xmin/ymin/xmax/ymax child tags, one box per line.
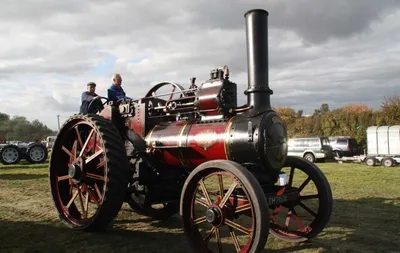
<box><xmin>0</xmin><ymin>161</ymin><xmax>399</xmax><ymax>253</ymax></box>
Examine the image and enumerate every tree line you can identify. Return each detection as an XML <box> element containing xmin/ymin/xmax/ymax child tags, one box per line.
<box><xmin>274</xmin><ymin>96</ymin><xmax>400</xmax><ymax>150</ymax></box>
<box><xmin>0</xmin><ymin>112</ymin><xmax>57</xmax><ymax>142</ymax></box>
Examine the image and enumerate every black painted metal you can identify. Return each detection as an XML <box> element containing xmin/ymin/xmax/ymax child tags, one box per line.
<box><xmin>244</xmin><ymin>9</ymin><xmax>273</xmax><ymax>116</ymax></box>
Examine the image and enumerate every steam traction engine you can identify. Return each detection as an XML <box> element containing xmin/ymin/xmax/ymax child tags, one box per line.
<box><xmin>49</xmin><ymin>9</ymin><xmax>332</xmax><ymax>252</ymax></box>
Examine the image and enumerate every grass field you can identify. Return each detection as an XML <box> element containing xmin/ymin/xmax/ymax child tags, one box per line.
<box><xmin>0</xmin><ymin>160</ymin><xmax>399</xmax><ymax>253</ymax></box>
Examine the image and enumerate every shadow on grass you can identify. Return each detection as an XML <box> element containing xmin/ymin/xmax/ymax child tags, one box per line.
<box><xmin>110</xmin><ymin>197</ymin><xmax>400</xmax><ymax>253</ymax></box>
<box><xmin>0</xmin><ymin>173</ymin><xmax>47</xmax><ymax>180</ymax></box>
<box><xmin>0</xmin><ymin>219</ymin><xmax>191</xmax><ymax>253</ymax></box>
<box><xmin>287</xmin><ymin>197</ymin><xmax>400</xmax><ymax>253</ymax></box>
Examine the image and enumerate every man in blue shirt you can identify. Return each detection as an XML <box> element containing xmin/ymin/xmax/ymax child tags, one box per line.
<box><xmin>80</xmin><ymin>82</ymin><xmax>103</xmax><ymax>114</ymax></box>
<box><xmin>107</xmin><ymin>73</ymin><xmax>131</xmax><ymax>102</ymax></box>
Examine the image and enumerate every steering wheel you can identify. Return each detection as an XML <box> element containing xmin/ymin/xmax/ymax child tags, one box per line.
<box><xmin>87</xmin><ymin>96</ymin><xmax>109</xmax><ymax>114</ymax></box>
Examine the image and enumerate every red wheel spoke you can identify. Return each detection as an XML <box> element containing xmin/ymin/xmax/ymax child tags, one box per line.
<box><xmin>193</xmin><ymin>216</ymin><xmax>207</xmax><ymax>225</ymax></box>
<box><xmin>291</xmin><ymin>208</ymin><xmax>306</xmax><ymax>231</ymax></box>
<box><xmin>94</xmin><ymin>183</ymin><xmax>102</xmax><ymax>200</ymax></box>
<box><xmin>199</xmin><ymin>180</ymin><xmax>212</xmax><ymax>205</ymax></box>
<box><xmin>78</xmin><ymin>188</ymin><xmax>85</xmax><ymax>215</ymax></box>
<box><xmin>229</xmin><ymin>227</ymin><xmax>241</xmax><ymax>252</ymax></box>
<box><xmin>69</xmin><ymin>179</ymin><xmax>73</xmax><ymax>195</ymax></box>
<box><xmin>86</xmin><ymin>173</ymin><xmax>105</xmax><ymax>181</ymax></box>
<box><xmin>84</xmin><ymin>190</ymin><xmax>89</xmax><ymax>219</ymax></box>
<box><xmin>74</xmin><ymin>126</ymin><xmax>83</xmax><ymax>148</ymax></box>
<box><xmin>66</xmin><ymin>190</ymin><xmax>79</xmax><ymax>209</ymax></box>
<box><xmin>235</xmin><ymin>203</ymin><xmax>251</xmax><ymax>214</ymax></box>
<box><xmin>298</xmin><ymin>176</ymin><xmax>311</xmax><ymax>192</ymax></box>
<box><xmin>62</xmin><ymin>146</ymin><xmax>75</xmax><ymax>160</ymax></box>
<box><xmin>82</xmin><ymin>183</ymin><xmax>101</xmax><ymax>205</ymax></box>
<box><xmin>215</xmin><ymin>227</ymin><xmax>222</xmax><ymax>253</ymax></box>
<box><xmin>298</xmin><ymin>202</ymin><xmax>317</xmax><ymax>217</ymax></box>
<box><xmin>225</xmin><ymin>218</ymin><xmax>251</xmax><ymax>235</ymax></box>
<box><xmin>204</xmin><ymin>227</ymin><xmax>216</xmax><ymax>243</ymax></box>
<box><xmin>96</xmin><ymin>160</ymin><xmax>105</xmax><ymax>169</ymax></box>
<box><xmin>85</xmin><ymin>149</ymin><xmax>104</xmax><ymax>164</ymax></box>
<box><xmin>79</xmin><ymin>129</ymin><xmax>94</xmax><ymax>157</ymax></box>
<box><xmin>219</xmin><ymin>181</ymin><xmax>238</xmax><ymax>208</ymax></box>
<box><xmin>217</xmin><ymin>174</ymin><xmax>224</xmax><ymax>199</ymax></box>
<box><xmin>57</xmin><ymin>175</ymin><xmax>70</xmax><ymax>182</ymax></box>
<box><xmin>195</xmin><ymin>197</ymin><xmax>209</xmax><ymax>208</ymax></box>
<box><xmin>270</xmin><ymin>205</ymin><xmax>284</xmax><ymax>220</ymax></box>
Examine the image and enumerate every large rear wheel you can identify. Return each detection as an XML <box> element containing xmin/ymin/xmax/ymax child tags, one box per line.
<box><xmin>49</xmin><ymin>114</ymin><xmax>130</xmax><ymax>231</ymax></box>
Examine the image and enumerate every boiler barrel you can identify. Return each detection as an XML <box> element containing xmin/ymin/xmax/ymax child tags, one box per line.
<box><xmin>144</xmin><ymin>113</ymin><xmax>287</xmax><ymax>171</ymax></box>
<box><xmin>145</xmin><ymin>120</ymin><xmax>231</xmax><ymax>169</ymax></box>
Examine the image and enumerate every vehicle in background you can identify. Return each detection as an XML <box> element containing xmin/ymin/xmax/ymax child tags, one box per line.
<box><xmin>364</xmin><ymin>125</ymin><xmax>400</xmax><ymax>167</ymax></box>
<box><xmin>0</xmin><ymin>141</ymin><xmax>48</xmax><ymax>165</ymax></box>
<box><xmin>329</xmin><ymin>136</ymin><xmax>360</xmax><ymax>158</ymax></box>
<box><xmin>287</xmin><ymin>136</ymin><xmax>333</xmax><ymax>163</ymax></box>
<box><xmin>333</xmin><ymin>125</ymin><xmax>400</xmax><ymax>167</ymax></box>
<box><xmin>44</xmin><ymin>136</ymin><xmax>57</xmax><ymax>149</ymax></box>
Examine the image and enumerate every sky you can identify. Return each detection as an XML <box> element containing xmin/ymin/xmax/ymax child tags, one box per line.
<box><xmin>0</xmin><ymin>0</ymin><xmax>399</xmax><ymax>131</ymax></box>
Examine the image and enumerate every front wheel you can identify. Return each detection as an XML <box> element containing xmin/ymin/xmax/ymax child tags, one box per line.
<box><xmin>0</xmin><ymin>144</ymin><xmax>21</xmax><ymax>165</ymax></box>
<box><xmin>180</xmin><ymin>160</ymin><xmax>269</xmax><ymax>253</ymax></box>
<box><xmin>269</xmin><ymin>156</ymin><xmax>332</xmax><ymax>243</ymax></box>
<box><xmin>49</xmin><ymin>114</ymin><xmax>130</xmax><ymax>231</ymax></box>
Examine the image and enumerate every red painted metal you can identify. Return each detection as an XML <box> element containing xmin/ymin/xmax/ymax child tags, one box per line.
<box><xmin>145</xmin><ymin>119</ymin><xmax>234</xmax><ymax>169</ymax></box>
<box><xmin>98</xmin><ymin>106</ymin><xmax>112</xmax><ymax>121</ymax></box>
<box><xmin>126</xmin><ymin>105</ymin><xmax>145</xmax><ymax>137</ymax></box>
<box><xmin>196</xmin><ymin>80</ymin><xmax>223</xmax><ymax>115</ymax></box>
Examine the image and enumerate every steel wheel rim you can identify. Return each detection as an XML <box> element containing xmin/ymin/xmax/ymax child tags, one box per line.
<box><xmin>2</xmin><ymin>148</ymin><xmax>18</xmax><ymax>163</ymax></box>
<box><xmin>183</xmin><ymin>169</ymin><xmax>256</xmax><ymax>253</ymax></box>
<box><xmin>49</xmin><ymin>119</ymin><xmax>107</xmax><ymax>226</ymax></box>
<box><xmin>29</xmin><ymin>146</ymin><xmax>45</xmax><ymax>162</ymax></box>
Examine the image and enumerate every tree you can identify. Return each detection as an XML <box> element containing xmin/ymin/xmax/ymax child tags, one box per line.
<box><xmin>0</xmin><ymin>112</ymin><xmax>10</xmax><ymax>121</ymax></box>
<box><xmin>0</xmin><ymin>112</ymin><xmax>56</xmax><ymax>142</ymax></box>
<box><xmin>380</xmin><ymin>96</ymin><xmax>400</xmax><ymax>125</ymax></box>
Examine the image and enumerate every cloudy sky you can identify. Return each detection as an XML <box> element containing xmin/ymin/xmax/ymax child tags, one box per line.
<box><xmin>0</xmin><ymin>0</ymin><xmax>399</xmax><ymax>131</ymax></box>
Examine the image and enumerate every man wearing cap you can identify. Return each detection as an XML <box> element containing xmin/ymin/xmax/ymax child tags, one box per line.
<box><xmin>79</xmin><ymin>82</ymin><xmax>103</xmax><ymax>114</ymax></box>
<box><xmin>107</xmin><ymin>73</ymin><xmax>131</xmax><ymax>102</ymax></box>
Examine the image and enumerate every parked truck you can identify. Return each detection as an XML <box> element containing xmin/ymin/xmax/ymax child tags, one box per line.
<box><xmin>334</xmin><ymin>125</ymin><xmax>400</xmax><ymax>167</ymax></box>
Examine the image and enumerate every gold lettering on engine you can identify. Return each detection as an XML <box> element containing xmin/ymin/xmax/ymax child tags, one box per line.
<box><xmin>194</xmin><ymin>130</ymin><xmax>218</xmax><ymax>151</ymax></box>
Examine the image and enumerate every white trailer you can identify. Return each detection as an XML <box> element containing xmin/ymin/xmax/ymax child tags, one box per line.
<box><xmin>334</xmin><ymin>125</ymin><xmax>400</xmax><ymax>167</ymax></box>
<box><xmin>364</xmin><ymin>125</ymin><xmax>400</xmax><ymax>167</ymax></box>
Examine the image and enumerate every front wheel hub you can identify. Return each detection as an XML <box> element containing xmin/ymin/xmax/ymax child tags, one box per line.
<box><xmin>68</xmin><ymin>164</ymin><xmax>83</xmax><ymax>183</ymax></box>
<box><xmin>205</xmin><ymin>206</ymin><xmax>223</xmax><ymax>226</ymax></box>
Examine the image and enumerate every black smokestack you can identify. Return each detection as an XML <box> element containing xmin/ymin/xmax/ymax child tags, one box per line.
<box><xmin>244</xmin><ymin>9</ymin><xmax>272</xmax><ymax>116</ymax></box>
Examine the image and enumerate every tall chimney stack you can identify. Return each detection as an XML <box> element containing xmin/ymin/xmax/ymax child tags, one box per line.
<box><xmin>244</xmin><ymin>9</ymin><xmax>272</xmax><ymax>116</ymax></box>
